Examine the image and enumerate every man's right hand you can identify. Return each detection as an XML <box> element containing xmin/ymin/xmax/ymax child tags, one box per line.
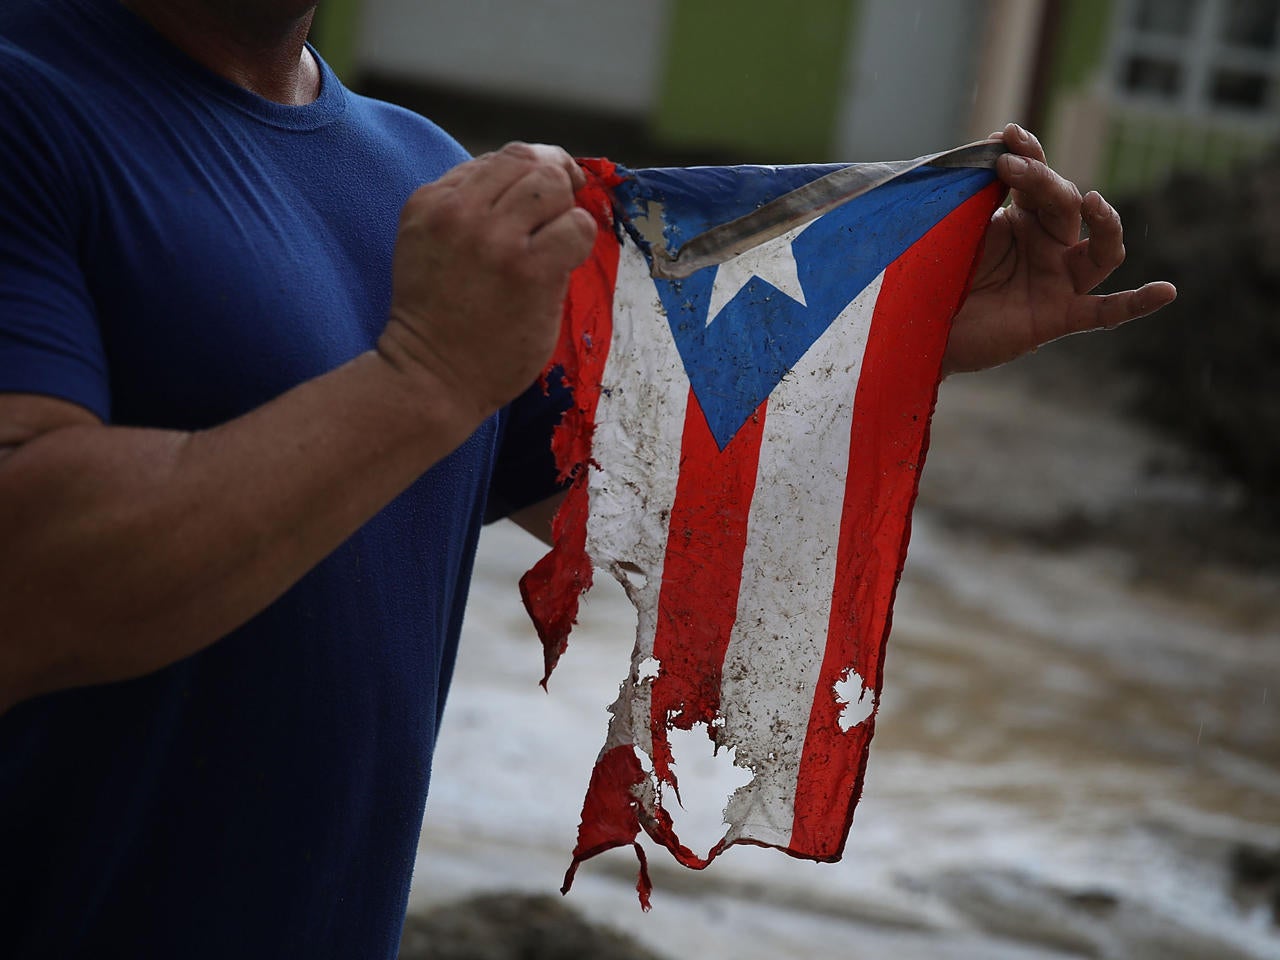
<box><xmin>379</xmin><ymin>142</ymin><xmax>597</xmax><ymax>427</ymax></box>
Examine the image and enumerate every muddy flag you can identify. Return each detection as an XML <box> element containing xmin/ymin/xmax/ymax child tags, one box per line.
<box><xmin>520</xmin><ymin>143</ymin><xmax>1007</xmax><ymax>906</ymax></box>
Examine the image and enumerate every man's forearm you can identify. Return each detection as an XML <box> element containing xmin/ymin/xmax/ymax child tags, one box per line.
<box><xmin>0</xmin><ymin>141</ymin><xmax>597</xmax><ymax>714</ymax></box>
<box><xmin>0</xmin><ymin>350</ymin><xmax>479</xmax><ymax>712</ymax></box>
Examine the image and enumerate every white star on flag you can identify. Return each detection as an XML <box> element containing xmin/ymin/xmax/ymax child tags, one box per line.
<box><xmin>704</xmin><ymin>221</ymin><xmax>811</xmax><ymax>326</ymax></box>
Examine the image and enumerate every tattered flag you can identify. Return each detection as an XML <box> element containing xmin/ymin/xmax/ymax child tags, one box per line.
<box><xmin>521</xmin><ymin>144</ymin><xmax>1007</xmax><ymax>906</ymax></box>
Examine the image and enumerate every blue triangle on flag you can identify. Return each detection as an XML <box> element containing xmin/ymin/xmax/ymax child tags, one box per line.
<box><xmin>620</xmin><ymin>165</ymin><xmax>994</xmax><ymax>449</ymax></box>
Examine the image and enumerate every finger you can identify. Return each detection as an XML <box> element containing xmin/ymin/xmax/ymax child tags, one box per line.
<box><xmin>1081</xmin><ymin>190</ymin><xmax>1124</xmax><ymax>265</ymax></box>
<box><xmin>493</xmin><ymin>162</ymin><xmax>579</xmax><ymax>236</ymax></box>
<box><xmin>1002</xmin><ymin>123</ymin><xmax>1048</xmax><ymax>163</ymax></box>
<box><xmin>1066</xmin><ymin>192</ymin><xmax>1125</xmax><ymax>293</ymax></box>
<box><xmin>997</xmin><ymin>154</ymin><xmax>1083</xmax><ymax>247</ymax></box>
<box><xmin>1064</xmin><ymin>282</ymin><xmax>1178</xmax><ymax>335</ymax></box>
<box><xmin>566</xmin><ymin>156</ymin><xmax>588</xmax><ymax>191</ymax></box>
<box><xmin>444</xmin><ymin>142</ymin><xmax>578</xmax><ymax>209</ymax></box>
<box><xmin>970</xmin><ymin>204</ymin><xmax>1014</xmax><ymax>283</ymax></box>
<box><xmin>430</xmin><ymin>149</ymin><xmax>503</xmax><ymax>191</ymax></box>
<box><xmin>528</xmin><ymin>206</ymin><xmax>598</xmax><ymax>272</ymax></box>
<box><xmin>513</xmin><ymin>143</ymin><xmax>584</xmax><ymax>191</ymax></box>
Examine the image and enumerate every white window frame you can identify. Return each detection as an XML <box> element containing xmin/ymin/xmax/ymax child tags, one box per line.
<box><xmin>1109</xmin><ymin>0</ymin><xmax>1280</xmax><ymax>126</ymax></box>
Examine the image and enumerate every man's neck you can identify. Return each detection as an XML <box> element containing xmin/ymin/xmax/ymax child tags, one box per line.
<box><xmin>121</xmin><ymin>1</ymin><xmax>320</xmax><ymax>106</ymax></box>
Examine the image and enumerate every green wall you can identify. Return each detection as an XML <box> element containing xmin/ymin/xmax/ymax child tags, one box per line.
<box><xmin>1049</xmin><ymin>0</ymin><xmax>1113</xmax><ymax>97</ymax></box>
<box><xmin>310</xmin><ymin>0</ymin><xmax>362</xmax><ymax>82</ymax></box>
<box><xmin>653</xmin><ymin>0</ymin><xmax>860</xmax><ymax>161</ymax></box>
<box><xmin>1102</xmin><ymin>113</ymin><xmax>1275</xmax><ymax>194</ymax></box>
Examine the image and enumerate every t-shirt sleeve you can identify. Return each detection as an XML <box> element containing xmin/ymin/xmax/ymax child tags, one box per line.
<box><xmin>484</xmin><ymin>368</ymin><xmax>573</xmax><ymax>523</ymax></box>
<box><xmin>0</xmin><ymin>50</ymin><xmax>110</xmax><ymax>420</ymax></box>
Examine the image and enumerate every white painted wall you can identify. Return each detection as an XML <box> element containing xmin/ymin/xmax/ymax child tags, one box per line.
<box><xmin>966</xmin><ymin>0</ymin><xmax>1047</xmax><ymax>142</ymax></box>
<box><xmin>834</xmin><ymin>0</ymin><xmax>988</xmax><ymax>161</ymax></box>
<box><xmin>356</xmin><ymin>0</ymin><xmax>672</xmax><ymax>116</ymax></box>
<box><xmin>356</xmin><ymin>0</ymin><xmax>1004</xmax><ymax>161</ymax></box>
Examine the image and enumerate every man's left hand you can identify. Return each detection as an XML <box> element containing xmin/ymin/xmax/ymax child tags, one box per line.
<box><xmin>942</xmin><ymin>123</ymin><xmax>1177</xmax><ymax>376</ymax></box>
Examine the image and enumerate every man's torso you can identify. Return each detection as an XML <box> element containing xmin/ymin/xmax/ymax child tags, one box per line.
<box><xmin>0</xmin><ymin>2</ymin><xmax>505</xmax><ymax>955</ymax></box>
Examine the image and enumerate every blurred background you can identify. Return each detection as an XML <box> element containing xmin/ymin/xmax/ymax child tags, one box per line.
<box><xmin>311</xmin><ymin>2</ymin><xmax>1279</xmax><ymax>958</ymax></box>
<box><xmin>314</xmin><ymin>0</ymin><xmax>1280</xmax><ymax>184</ymax></box>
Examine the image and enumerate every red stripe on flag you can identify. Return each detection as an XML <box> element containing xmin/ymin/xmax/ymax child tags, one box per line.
<box><xmin>561</xmin><ymin>744</ymin><xmax>654</xmax><ymax>909</ymax></box>
<box><xmin>521</xmin><ymin>160</ymin><xmax>624</xmax><ymax>685</ymax></box>
<box><xmin>645</xmin><ymin>392</ymin><xmax>767</xmax><ymax>860</ymax></box>
<box><xmin>790</xmin><ymin>182</ymin><xmax>1007</xmax><ymax>857</ymax></box>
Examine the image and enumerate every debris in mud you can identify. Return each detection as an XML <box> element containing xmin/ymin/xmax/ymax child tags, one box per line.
<box><xmin>398</xmin><ymin>893</ymin><xmax>667</xmax><ymax>960</ymax></box>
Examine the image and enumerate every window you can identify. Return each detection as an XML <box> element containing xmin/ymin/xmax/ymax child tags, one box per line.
<box><xmin>1131</xmin><ymin>0</ymin><xmax>1198</xmax><ymax>35</ymax></box>
<box><xmin>1221</xmin><ymin>0</ymin><xmax>1280</xmax><ymax>48</ymax></box>
<box><xmin>1112</xmin><ymin>0</ymin><xmax>1280</xmax><ymax>119</ymax></box>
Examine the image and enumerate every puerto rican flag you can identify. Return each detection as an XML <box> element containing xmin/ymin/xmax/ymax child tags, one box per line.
<box><xmin>521</xmin><ymin>144</ymin><xmax>1007</xmax><ymax>907</ymax></box>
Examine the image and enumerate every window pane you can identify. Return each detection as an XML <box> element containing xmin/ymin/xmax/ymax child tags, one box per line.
<box><xmin>1220</xmin><ymin>0</ymin><xmax>1280</xmax><ymax>49</ymax></box>
<box><xmin>1123</xmin><ymin>55</ymin><xmax>1185</xmax><ymax>96</ymax></box>
<box><xmin>1210</xmin><ymin>68</ymin><xmax>1271</xmax><ymax>108</ymax></box>
<box><xmin>1131</xmin><ymin>0</ymin><xmax>1199</xmax><ymax>35</ymax></box>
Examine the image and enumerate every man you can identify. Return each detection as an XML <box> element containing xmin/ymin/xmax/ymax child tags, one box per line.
<box><xmin>0</xmin><ymin>0</ymin><xmax>1175</xmax><ymax>956</ymax></box>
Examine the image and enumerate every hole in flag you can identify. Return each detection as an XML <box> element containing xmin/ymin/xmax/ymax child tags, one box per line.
<box><xmin>657</xmin><ymin>723</ymin><xmax>753</xmax><ymax>857</ymax></box>
<box><xmin>834</xmin><ymin>670</ymin><xmax>876</xmax><ymax>732</ymax></box>
<box><xmin>616</xmin><ymin>561</ymin><xmax>649</xmax><ymax>593</ymax></box>
<box><xmin>637</xmin><ymin>657</ymin><xmax>660</xmax><ymax>682</ymax></box>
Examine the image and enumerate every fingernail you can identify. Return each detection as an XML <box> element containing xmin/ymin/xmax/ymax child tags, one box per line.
<box><xmin>1011</xmin><ymin>123</ymin><xmax>1028</xmax><ymax>141</ymax></box>
<box><xmin>1005</xmin><ymin>155</ymin><xmax>1029</xmax><ymax>174</ymax></box>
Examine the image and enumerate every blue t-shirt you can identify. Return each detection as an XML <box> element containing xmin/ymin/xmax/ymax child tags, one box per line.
<box><xmin>0</xmin><ymin>1</ymin><xmax>562</xmax><ymax>956</ymax></box>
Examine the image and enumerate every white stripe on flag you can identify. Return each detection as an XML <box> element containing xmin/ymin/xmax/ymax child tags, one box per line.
<box><xmin>587</xmin><ymin>242</ymin><xmax>691</xmax><ymax>758</ymax></box>
<box><xmin>720</xmin><ymin>271</ymin><xmax>884</xmax><ymax>847</ymax></box>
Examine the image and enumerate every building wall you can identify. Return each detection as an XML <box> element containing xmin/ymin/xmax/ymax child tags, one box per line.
<box><xmin>653</xmin><ymin>0</ymin><xmax>859</xmax><ymax>162</ymax></box>
<box><xmin>348</xmin><ymin>0</ymin><xmax>1009</xmax><ymax>163</ymax></box>
<box><xmin>1044</xmin><ymin>0</ymin><xmax>1280</xmax><ymax>193</ymax></box>
<box><xmin>834</xmin><ymin>0</ymin><xmax>988</xmax><ymax>161</ymax></box>
<box><xmin>965</xmin><ymin>0</ymin><xmax>1048</xmax><ymax>141</ymax></box>
<box><xmin>355</xmin><ymin>0</ymin><xmax>672</xmax><ymax>116</ymax></box>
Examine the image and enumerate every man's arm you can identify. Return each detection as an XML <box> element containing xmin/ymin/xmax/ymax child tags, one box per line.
<box><xmin>0</xmin><ymin>143</ymin><xmax>596</xmax><ymax>715</ymax></box>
